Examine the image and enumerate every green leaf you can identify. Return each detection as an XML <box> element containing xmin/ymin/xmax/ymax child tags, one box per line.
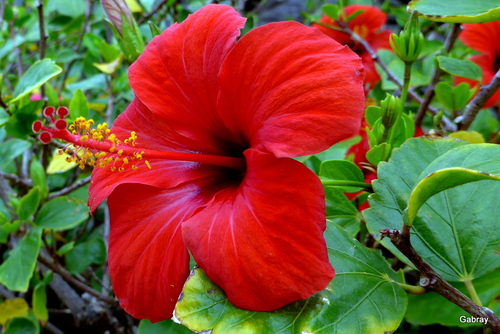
<box><xmin>0</xmin><ymin>139</ymin><xmax>30</xmax><ymax>169</ymax></box>
<box><xmin>65</xmin><ymin>238</ymin><xmax>106</xmax><ymax>274</ymax></box>
<box><xmin>137</xmin><ymin>319</ymin><xmax>194</xmax><ymax>334</ymax></box>
<box><xmin>434</xmin><ymin>81</ymin><xmax>455</xmax><ymax>111</ymax></box>
<box><xmin>69</xmin><ymin>89</ymin><xmax>89</xmax><ymax>119</ymax></box>
<box><xmin>322</xmin><ymin>4</ymin><xmax>340</xmax><ymax>20</ymax></box>
<box><xmin>148</xmin><ymin>22</ymin><xmax>162</xmax><ymax>37</ymax></box>
<box><xmin>364</xmin><ymin>138</ymin><xmax>500</xmax><ymax>282</ymax></box>
<box><xmin>3</xmin><ymin>316</ymin><xmax>38</xmax><ymax>334</ymax></box>
<box><xmin>437</xmin><ymin>56</ymin><xmax>482</xmax><ymax>82</ymax></box>
<box><xmin>320</xmin><ymin>160</ymin><xmax>364</xmax><ymax>192</ymax></box>
<box><xmin>0</xmin><ymin>108</ymin><xmax>10</xmax><ymax>127</ymax></box>
<box><xmin>405</xmin><ymin>167</ymin><xmax>500</xmax><ymax>226</ymax></box>
<box><xmin>325</xmin><ymin>188</ymin><xmax>361</xmax><ymax>235</ymax></box>
<box><xmin>365</xmin><ymin>105</ymin><xmax>381</xmax><ymax>128</ymax></box>
<box><xmin>17</xmin><ymin>187</ymin><xmax>40</xmax><ymax>222</ymax></box>
<box><xmin>5</xmin><ymin>101</ymin><xmax>43</xmax><ymax>139</ymax></box>
<box><xmin>56</xmin><ymin>241</ymin><xmax>75</xmax><ymax>256</ymax></box>
<box><xmin>408</xmin><ymin>0</ymin><xmax>500</xmax><ymax>23</ymax></box>
<box><xmin>366</xmin><ymin>143</ymin><xmax>391</xmax><ymax>166</ymax></box>
<box><xmin>0</xmin><ymin>228</ymin><xmax>42</xmax><ymax>291</ymax></box>
<box><xmin>175</xmin><ymin>223</ymin><xmax>406</xmax><ymax>334</ymax></box>
<box><xmin>406</xmin><ymin>268</ymin><xmax>500</xmax><ymax>327</ymax></box>
<box><xmin>44</xmin><ymin>83</ymin><xmax>59</xmax><ymax>107</ymax></box>
<box><xmin>11</xmin><ymin>59</ymin><xmax>62</xmax><ymax>103</ymax></box>
<box><xmin>30</xmin><ymin>158</ymin><xmax>48</xmax><ymax>200</ymax></box>
<box><xmin>32</xmin><ymin>282</ymin><xmax>48</xmax><ymax>322</ymax></box>
<box><xmin>35</xmin><ymin>197</ymin><xmax>89</xmax><ymax>231</ymax></box>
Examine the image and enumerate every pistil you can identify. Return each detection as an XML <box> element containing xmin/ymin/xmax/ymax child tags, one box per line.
<box><xmin>33</xmin><ymin>106</ymin><xmax>246</xmax><ymax>172</ymax></box>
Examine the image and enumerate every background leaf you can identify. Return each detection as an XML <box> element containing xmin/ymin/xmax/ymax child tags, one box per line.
<box><xmin>35</xmin><ymin>197</ymin><xmax>89</xmax><ymax>230</ymax></box>
<box><xmin>437</xmin><ymin>56</ymin><xmax>483</xmax><ymax>82</ymax></box>
<box><xmin>0</xmin><ymin>228</ymin><xmax>42</xmax><ymax>291</ymax></box>
<box><xmin>11</xmin><ymin>59</ymin><xmax>62</xmax><ymax>103</ymax></box>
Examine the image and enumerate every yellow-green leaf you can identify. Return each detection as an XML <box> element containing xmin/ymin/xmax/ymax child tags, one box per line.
<box><xmin>0</xmin><ymin>299</ymin><xmax>29</xmax><ymax>326</ymax></box>
<box><xmin>93</xmin><ymin>54</ymin><xmax>124</xmax><ymax>74</ymax></box>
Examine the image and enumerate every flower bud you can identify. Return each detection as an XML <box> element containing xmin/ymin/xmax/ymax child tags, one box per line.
<box><xmin>380</xmin><ymin>94</ymin><xmax>402</xmax><ymax>128</ymax></box>
<box><xmin>101</xmin><ymin>0</ymin><xmax>145</xmax><ymax>63</ymax></box>
<box><xmin>389</xmin><ymin>11</ymin><xmax>424</xmax><ymax>63</ymax></box>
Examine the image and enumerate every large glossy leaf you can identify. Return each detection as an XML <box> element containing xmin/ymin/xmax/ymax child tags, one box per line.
<box><xmin>408</xmin><ymin>0</ymin><xmax>500</xmax><ymax>23</ymax></box>
<box><xmin>35</xmin><ymin>197</ymin><xmax>89</xmax><ymax>230</ymax></box>
<box><xmin>364</xmin><ymin>138</ymin><xmax>500</xmax><ymax>282</ymax></box>
<box><xmin>11</xmin><ymin>59</ymin><xmax>62</xmax><ymax>103</ymax></box>
<box><xmin>0</xmin><ymin>228</ymin><xmax>42</xmax><ymax>291</ymax></box>
<box><xmin>174</xmin><ymin>223</ymin><xmax>406</xmax><ymax>334</ymax></box>
<box><xmin>406</xmin><ymin>167</ymin><xmax>500</xmax><ymax>226</ymax></box>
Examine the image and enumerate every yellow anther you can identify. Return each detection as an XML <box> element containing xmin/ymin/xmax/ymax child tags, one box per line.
<box><xmin>123</xmin><ymin>158</ymin><xmax>129</xmax><ymax>164</ymax></box>
<box><xmin>80</xmin><ymin>135</ymin><xmax>89</xmax><ymax>142</ymax></box>
<box><xmin>145</xmin><ymin>160</ymin><xmax>151</xmax><ymax>169</ymax></box>
<box><xmin>132</xmin><ymin>165</ymin><xmax>138</xmax><ymax>170</ymax></box>
<box><xmin>117</xmin><ymin>150</ymin><xmax>123</xmax><ymax>156</ymax></box>
<box><xmin>110</xmin><ymin>166</ymin><xmax>116</xmax><ymax>172</ymax></box>
<box><xmin>118</xmin><ymin>167</ymin><xmax>124</xmax><ymax>172</ymax></box>
<box><xmin>109</xmin><ymin>146</ymin><xmax>116</xmax><ymax>153</ymax></box>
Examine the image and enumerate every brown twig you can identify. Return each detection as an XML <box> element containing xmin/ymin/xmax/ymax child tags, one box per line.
<box><xmin>0</xmin><ymin>171</ymin><xmax>32</xmax><ymax>187</ymax></box>
<box><xmin>59</xmin><ymin>0</ymin><xmax>95</xmax><ymax>93</ymax></box>
<box><xmin>47</xmin><ymin>176</ymin><xmax>91</xmax><ymax>200</ymax></box>
<box><xmin>381</xmin><ymin>229</ymin><xmax>500</xmax><ymax>333</ymax></box>
<box><xmin>459</xmin><ymin>69</ymin><xmax>500</xmax><ymax>130</ymax></box>
<box><xmin>38</xmin><ymin>254</ymin><xmax>117</xmax><ymax>305</ymax></box>
<box><xmin>415</xmin><ymin>23</ymin><xmax>461</xmax><ymax>127</ymax></box>
<box><xmin>37</xmin><ymin>0</ymin><xmax>48</xmax><ymax>98</ymax></box>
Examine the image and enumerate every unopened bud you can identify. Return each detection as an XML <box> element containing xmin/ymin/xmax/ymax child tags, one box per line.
<box><xmin>390</xmin><ymin>11</ymin><xmax>424</xmax><ymax>63</ymax></box>
<box><xmin>380</xmin><ymin>94</ymin><xmax>402</xmax><ymax>128</ymax></box>
<box><xmin>101</xmin><ymin>0</ymin><xmax>145</xmax><ymax>63</ymax></box>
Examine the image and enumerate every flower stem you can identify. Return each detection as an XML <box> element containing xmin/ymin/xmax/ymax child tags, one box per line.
<box><xmin>400</xmin><ymin>61</ymin><xmax>412</xmax><ymax>105</ymax></box>
<box><xmin>396</xmin><ymin>282</ymin><xmax>426</xmax><ymax>295</ymax></box>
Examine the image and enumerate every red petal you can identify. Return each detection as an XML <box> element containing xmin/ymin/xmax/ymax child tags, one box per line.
<box><xmin>128</xmin><ymin>4</ymin><xmax>246</xmax><ymax>152</ymax></box>
<box><xmin>183</xmin><ymin>149</ymin><xmax>334</xmax><ymax>311</ymax></box>
<box><xmin>460</xmin><ymin>21</ymin><xmax>500</xmax><ymax>57</ymax></box>
<box><xmin>345</xmin><ymin>5</ymin><xmax>388</xmax><ymax>34</ymax></box>
<box><xmin>88</xmin><ymin>99</ymin><xmax>226</xmax><ymax>211</ymax></box>
<box><xmin>217</xmin><ymin>21</ymin><xmax>365</xmax><ymax>157</ymax></box>
<box><xmin>107</xmin><ymin>182</ymin><xmax>211</xmax><ymax>322</ymax></box>
<box><xmin>313</xmin><ymin>16</ymin><xmax>352</xmax><ymax>46</ymax></box>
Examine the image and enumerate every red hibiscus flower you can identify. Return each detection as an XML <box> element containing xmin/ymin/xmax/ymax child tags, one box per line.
<box><xmin>34</xmin><ymin>4</ymin><xmax>365</xmax><ymax>322</ymax></box>
<box><xmin>455</xmin><ymin>21</ymin><xmax>500</xmax><ymax>108</ymax></box>
<box><xmin>313</xmin><ymin>5</ymin><xmax>392</xmax><ymax>89</ymax></box>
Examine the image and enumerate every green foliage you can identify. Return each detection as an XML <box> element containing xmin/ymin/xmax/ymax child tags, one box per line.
<box><xmin>34</xmin><ymin>197</ymin><xmax>89</xmax><ymax>230</ymax></box>
<box><xmin>11</xmin><ymin>59</ymin><xmax>62</xmax><ymax>103</ymax></box>
<box><xmin>0</xmin><ymin>228</ymin><xmax>42</xmax><ymax>291</ymax></box>
<box><xmin>365</xmin><ymin>138</ymin><xmax>500</xmax><ymax>282</ymax></box>
<box><xmin>408</xmin><ymin>0</ymin><xmax>500</xmax><ymax>23</ymax></box>
<box><xmin>437</xmin><ymin>56</ymin><xmax>483</xmax><ymax>82</ymax></box>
